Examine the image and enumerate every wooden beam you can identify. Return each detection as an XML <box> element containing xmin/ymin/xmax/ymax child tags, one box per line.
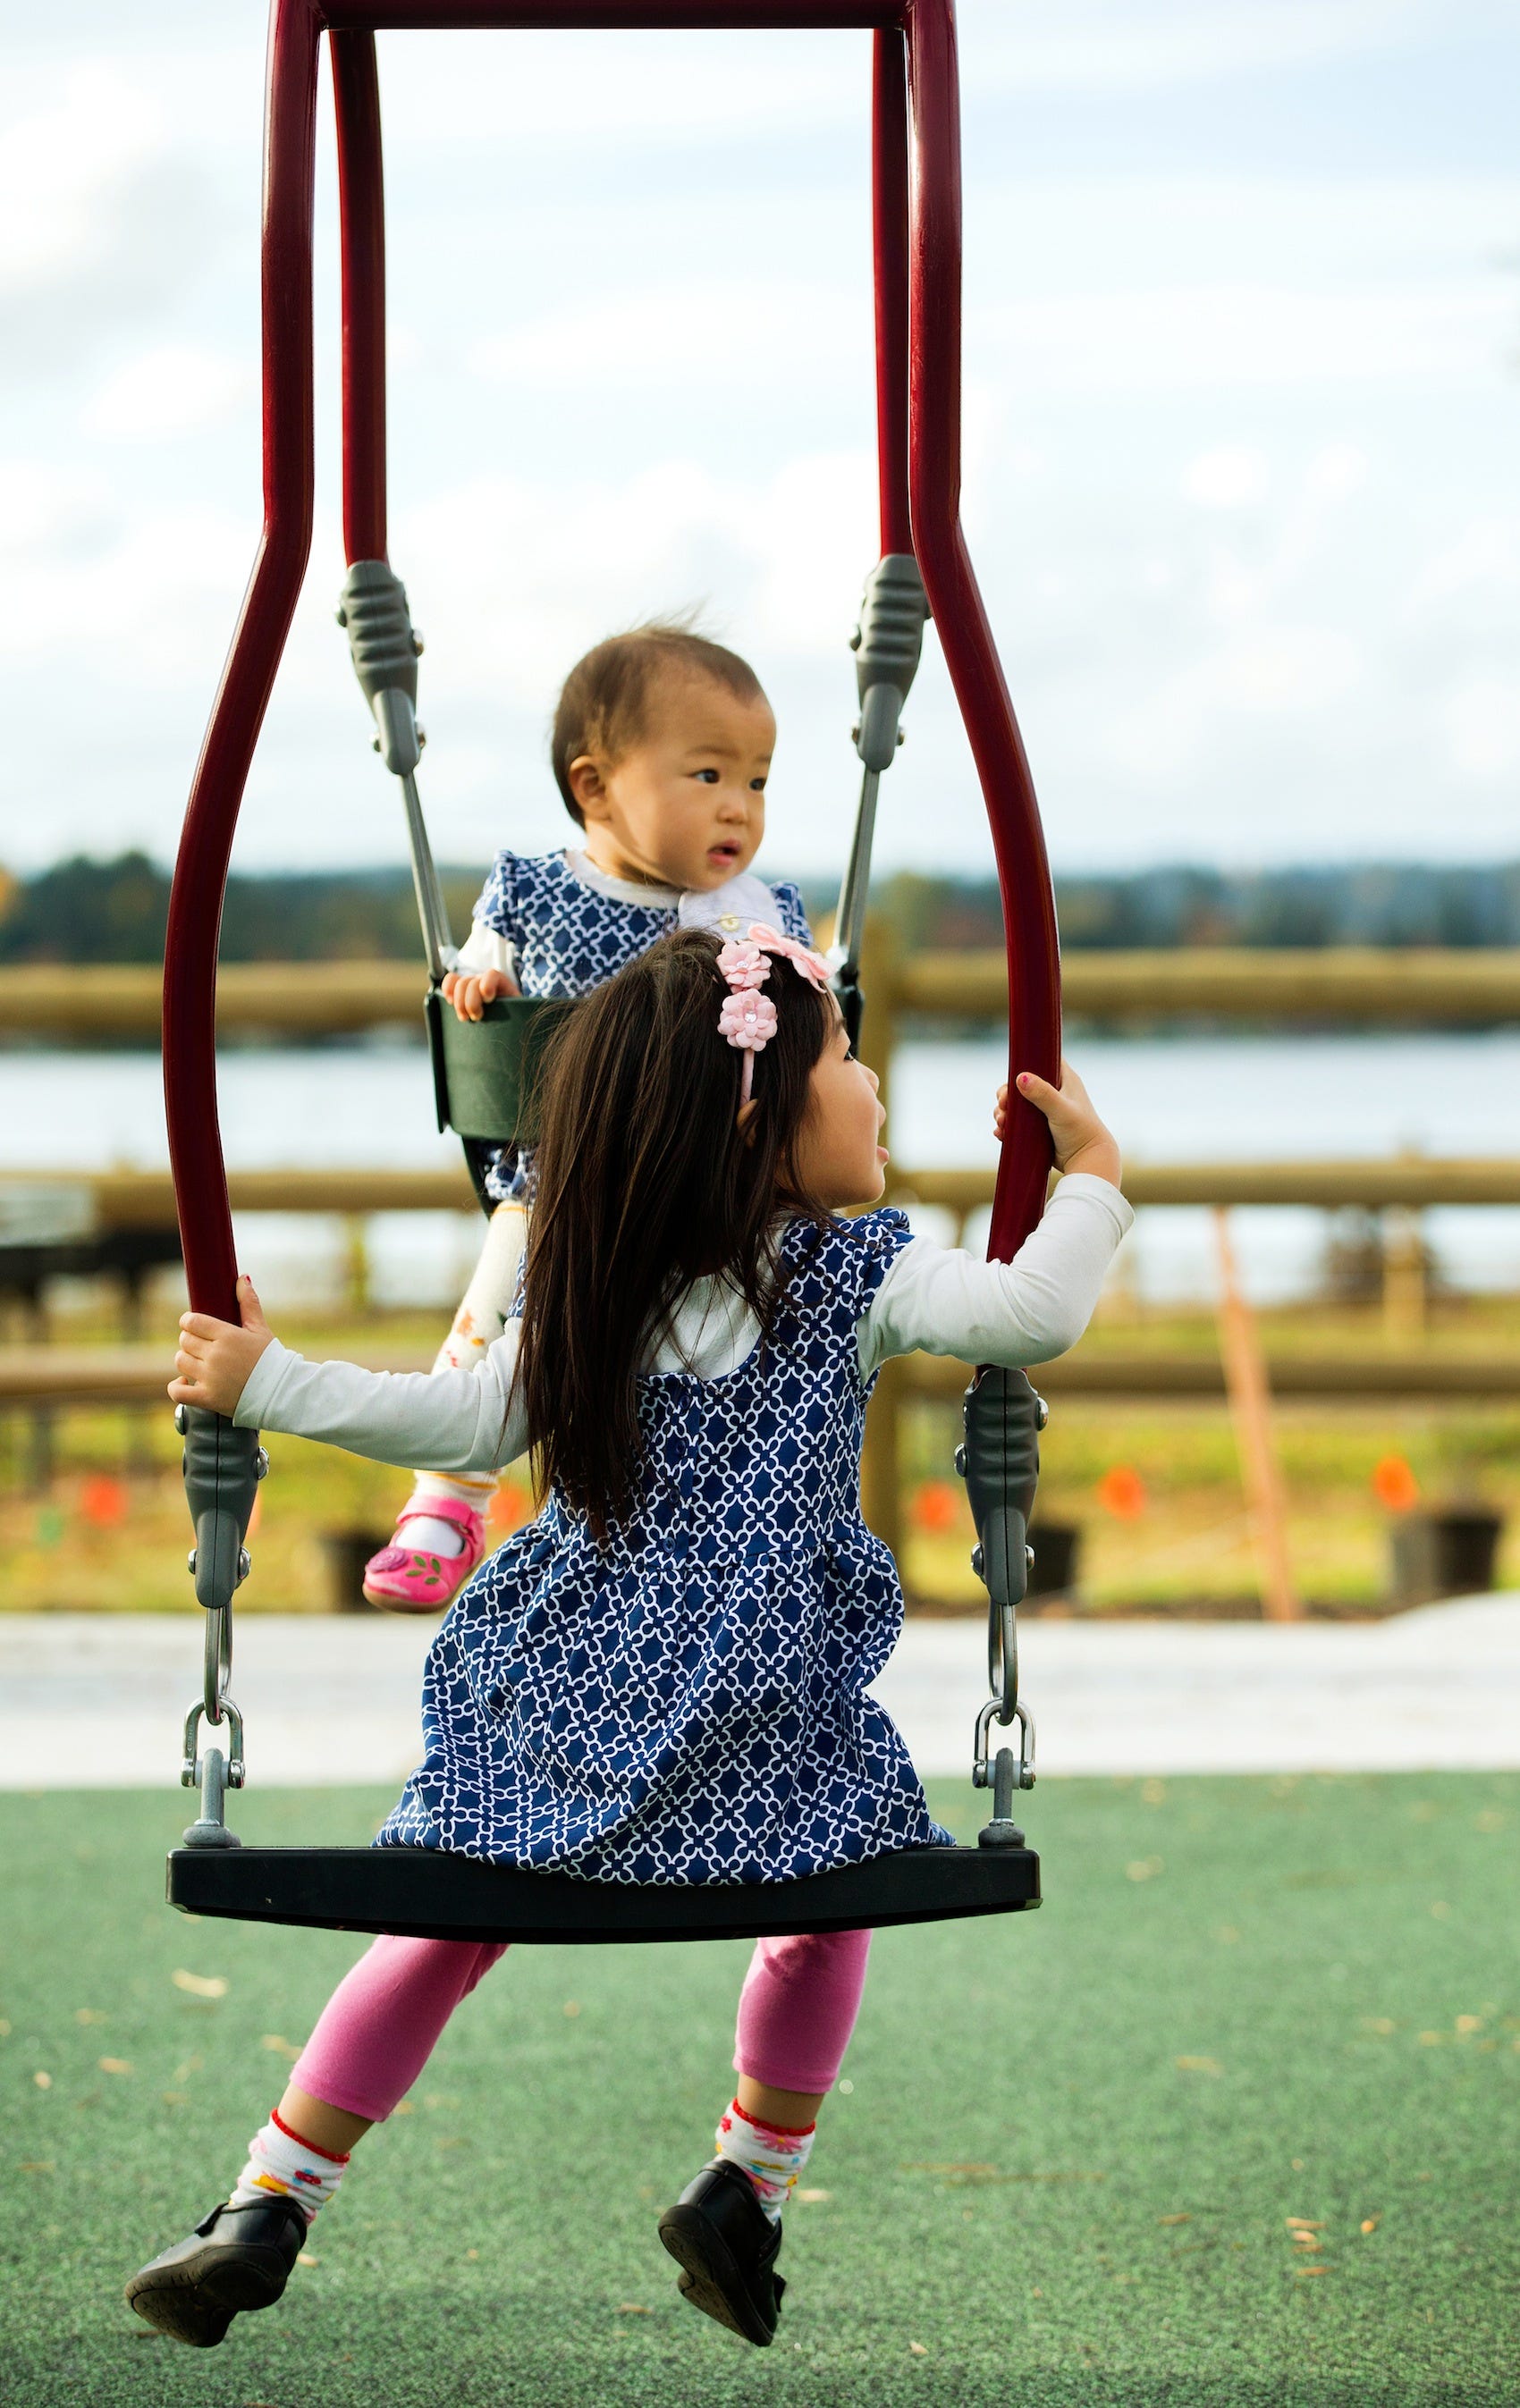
<box><xmin>0</xmin><ymin>962</ymin><xmax>425</xmax><ymax>1039</ymax></box>
<box><xmin>7</xmin><ymin>947</ymin><xmax>1520</xmax><ymax>1037</ymax></box>
<box><xmin>896</xmin><ymin>948</ymin><xmax>1520</xmax><ymax>1024</ymax></box>
<box><xmin>890</xmin><ymin>1160</ymin><xmax>1520</xmax><ymax>1208</ymax></box>
<box><xmin>8</xmin><ymin>1155</ymin><xmax>1520</xmax><ymax>1232</ymax></box>
<box><xmin>10</xmin><ymin>1344</ymin><xmax>1520</xmax><ymax>1410</ymax></box>
<box><xmin>0</xmin><ymin>1343</ymin><xmax>435</xmax><ymax>1404</ymax></box>
<box><xmin>895</xmin><ymin>1351</ymin><xmax>1520</xmax><ymax>1401</ymax></box>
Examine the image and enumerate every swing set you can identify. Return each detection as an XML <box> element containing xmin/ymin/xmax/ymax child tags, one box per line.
<box><xmin>164</xmin><ymin>0</ymin><xmax>1061</xmax><ymax>1946</ymax></box>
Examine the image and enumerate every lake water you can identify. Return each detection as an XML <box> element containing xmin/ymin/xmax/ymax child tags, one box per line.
<box><xmin>2</xmin><ymin>1031</ymin><xmax>1516</xmax><ymax>1309</ymax></box>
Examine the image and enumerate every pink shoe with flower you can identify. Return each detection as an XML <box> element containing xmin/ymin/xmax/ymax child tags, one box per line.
<box><xmin>362</xmin><ymin>1496</ymin><xmax>486</xmax><ymax>1613</ymax></box>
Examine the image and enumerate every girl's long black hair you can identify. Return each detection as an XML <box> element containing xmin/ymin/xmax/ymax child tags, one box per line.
<box><xmin>516</xmin><ymin>928</ymin><xmax>834</xmax><ymax>1539</ymax></box>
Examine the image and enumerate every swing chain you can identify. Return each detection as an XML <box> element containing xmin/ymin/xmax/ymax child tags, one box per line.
<box><xmin>830</xmin><ymin>554</ymin><xmax>929</xmax><ymax>1048</ymax></box>
<box><xmin>957</xmin><ymin>1368</ymin><xmax>1045</xmax><ymax>1844</ymax></box>
<box><xmin>338</xmin><ymin>560</ymin><xmax>456</xmax><ymax>983</ymax></box>
<box><xmin>174</xmin><ymin>1403</ymin><xmax>265</xmax><ymax>1849</ymax></box>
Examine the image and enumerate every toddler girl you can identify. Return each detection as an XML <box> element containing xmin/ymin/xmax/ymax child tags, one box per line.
<box><xmin>130</xmin><ymin>924</ymin><xmax>1129</xmax><ymax>2353</ymax></box>
<box><xmin>366</xmin><ymin>619</ymin><xmax>812</xmax><ymax>1612</ymax></box>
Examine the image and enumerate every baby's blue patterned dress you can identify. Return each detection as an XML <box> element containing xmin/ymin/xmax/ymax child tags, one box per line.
<box><xmin>473</xmin><ymin>850</ymin><xmax>811</xmax><ymax>1201</ymax></box>
<box><xmin>377</xmin><ymin>1208</ymin><xmax>954</xmax><ymax>1883</ymax></box>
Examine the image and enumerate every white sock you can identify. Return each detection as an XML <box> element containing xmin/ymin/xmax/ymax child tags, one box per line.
<box><xmin>229</xmin><ymin>2110</ymin><xmax>349</xmax><ymax>2225</ymax></box>
<box><xmin>398</xmin><ymin>1505</ymin><xmax>470</xmax><ymax>1557</ymax></box>
<box><xmin>714</xmin><ymin>2099</ymin><xmax>816</xmax><ymax>2223</ymax></box>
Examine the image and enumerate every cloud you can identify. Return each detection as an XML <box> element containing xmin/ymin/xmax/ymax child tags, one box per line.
<box><xmin>0</xmin><ymin>60</ymin><xmax>238</xmax><ymax>379</ymax></box>
<box><xmin>361</xmin><ymin>0</ymin><xmax>1496</xmax><ymax>156</ymax></box>
<box><xmin>1105</xmin><ymin>627</ymin><xmax>1365</xmax><ymax>779</ymax></box>
<box><xmin>1445</xmin><ymin>677</ymin><xmax>1520</xmax><ymax>777</ymax></box>
<box><xmin>0</xmin><ymin>484</ymin><xmax>250</xmax><ymax>685</ymax></box>
<box><xmin>3</xmin><ymin>2</ymin><xmax>1517</xmax><ymax>875</ymax></box>
<box><xmin>391</xmin><ymin>451</ymin><xmax>877</xmax><ymax>703</ymax></box>
<box><xmin>1184</xmin><ymin>445</ymin><xmax>1271</xmax><ymax>508</ymax></box>
<box><xmin>470</xmin><ymin>278</ymin><xmax>868</xmax><ymax>393</ymax></box>
<box><xmin>0</xmin><ymin>459</ymin><xmax>115</xmax><ymax>557</ymax></box>
<box><xmin>963</xmin><ymin>0</ymin><xmax>1487</xmax><ymax>93</ymax></box>
<box><xmin>978</xmin><ymin>282</ymin><xmax>1510</xmax><ymax>396</ymax></box>
<box><xmin>80</xmin><ymin>344</ymin><xmax>249</xmax><ymax>440</ymax></box>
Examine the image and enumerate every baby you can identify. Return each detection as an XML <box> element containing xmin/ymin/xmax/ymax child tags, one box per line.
<box><xmin>364</xmin><ymin>621</ymin><xmax>813</xmax><ymax>1610</ymax></box>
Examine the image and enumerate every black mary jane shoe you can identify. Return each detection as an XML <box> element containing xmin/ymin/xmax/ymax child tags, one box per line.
<box><xmin>125</xmin><ymin>2195</ymin><xmax>309</xmax><ymax>2348</ymax></box>
<box><xmin>658</xmin><ymin>2160</ymin><xmax>787</xmax><ymax>2347</ymax></box>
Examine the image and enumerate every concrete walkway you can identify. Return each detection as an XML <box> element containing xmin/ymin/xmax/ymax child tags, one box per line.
<box><xmin>3</xmin><ymin>1596</ymin><xmax>1517</xmax><ymax>1789</ymax></box>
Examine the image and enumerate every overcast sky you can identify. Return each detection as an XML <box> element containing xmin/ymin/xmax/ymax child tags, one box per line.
<box><xmin>3</xmin><ymin>1</ymin><xmax>1516</xmax><ymax>886</ymax></box>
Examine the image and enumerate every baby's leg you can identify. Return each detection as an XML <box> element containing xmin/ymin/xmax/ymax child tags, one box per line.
<box><xmin>366</xmin><ymin>1202</ymin><xmax>529</xmax><ymax>1605</ymax></box>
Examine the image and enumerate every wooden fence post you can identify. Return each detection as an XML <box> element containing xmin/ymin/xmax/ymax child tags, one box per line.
<box><xmin>342</xmin><ymin>1215</ymin><xmax>372</xmax><ymax>1317</ymax></box>
<box><xmin>1382</xmin><ymin>1207</ymin><xmax>1428</xmax><ymax>1343</ymax></box>
<box><xmin>1212</xmin><ymin>1207</ymin><xmax>1300</xmax><ymax>1622</ymax></box>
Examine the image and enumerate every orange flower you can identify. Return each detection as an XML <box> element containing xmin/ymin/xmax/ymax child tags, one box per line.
<box><xmin>1097</xmin><ymin>1464</ymin><xmax>1147</xmax><ymax>1520</ymax></box>
<box><xmin>1372</xmin><ymin>1454</ymin><xmax>1419</xmax><ymax>1512</ymax></box>
<box><xmin>910</xmin><ymin>1479</ymin><xmax>960</xmax><ymax>1536</ymax></box>
<box><xmin>487</xmin><ymin>1480</ymin><xmax>534</xmax><ymax>1538</ymax></box>
<box><xmin>79</xmin><ymin>1474</ymin><xmax>128</xmax><ymax>1528</ymax></box>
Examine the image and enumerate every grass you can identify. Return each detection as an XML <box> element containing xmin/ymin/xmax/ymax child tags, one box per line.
<box><xmin>4</xmin><ymin>1293</ymin><xmax>1520</xmax><ymax>1614</ymax></box>
<box><xmin>2</xmin><ymin>1773</ymin><xmax>1517</xmax><ymax>2405</ymax></box>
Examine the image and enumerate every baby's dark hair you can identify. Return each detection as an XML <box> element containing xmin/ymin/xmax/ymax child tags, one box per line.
<box><xmin>550</xmin><ymin>620</ymin><xmax>767</xmax><ymax>826</ymax></box>
<box><xmin>516</xmin><ymin>928</ymin><xmax>836</xmax><ymax>1537</ymax></box>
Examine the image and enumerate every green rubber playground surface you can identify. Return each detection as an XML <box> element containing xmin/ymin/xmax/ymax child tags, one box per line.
<box><xmin>3</xmin><ymin>1773</ymin><xmax>1516</xmax><ymax>2407</ymax></box>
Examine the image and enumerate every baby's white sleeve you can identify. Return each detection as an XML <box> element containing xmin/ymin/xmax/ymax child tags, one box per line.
<box><xmin>234</xmin><ymin>1327</ymin><xmax>529</xmax><ymax>1475</ymax></box>
<box><xmin>859</xmin><ymin>1175</ymin><xmax>1133</xmax><ymax>1378</ymax></box>
<box><xmin>452</xmin><ymin>918</ymin><xmax>518</xmax><ymax>980</ymax></box>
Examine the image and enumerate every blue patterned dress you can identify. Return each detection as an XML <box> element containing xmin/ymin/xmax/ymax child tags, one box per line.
<box><xmin>376</xmin><ymin>1208</ymin><xmax>954</xmax><ymax>1884</ymax></box>
<box><xmin>471</xmin><ymin>850</ymin><xmax>811</xmax><ymax>1200</ymax></box>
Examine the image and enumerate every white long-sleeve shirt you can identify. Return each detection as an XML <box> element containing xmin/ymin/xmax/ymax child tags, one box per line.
<box><xmin>236</xmin><ymin>1175</ymin><xmax>1131</xmax><ymax>1476</ymax></box>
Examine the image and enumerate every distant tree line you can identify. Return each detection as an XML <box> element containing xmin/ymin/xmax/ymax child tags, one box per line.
<box><xmin>3</xmin><ymin>850</ymin><xmax>1520</xmax><ymax>965</ymax></box>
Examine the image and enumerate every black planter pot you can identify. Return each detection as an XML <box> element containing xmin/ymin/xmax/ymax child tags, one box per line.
<box><xmin>1027</xmin><ymin>1521</ymin><xmax>1080</xmax><ymax>1600</ymax></box>
<box><xmin>1389</xmin><ymin>1509</ymin><xmax>1503</xmax><ymax>1609</ymax></box>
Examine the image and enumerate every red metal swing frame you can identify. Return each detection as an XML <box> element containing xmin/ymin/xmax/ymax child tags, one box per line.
<box><xmin>162</xmin><ymin>0</ymin><xmax>1060</xmax><ymax>1320</ymax></box>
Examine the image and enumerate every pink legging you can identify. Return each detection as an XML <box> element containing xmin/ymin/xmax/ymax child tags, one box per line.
<box><xmin>291</xmin><ymin>1928</ymin><xmax>873</xmax><ymax>2125</ymax></box>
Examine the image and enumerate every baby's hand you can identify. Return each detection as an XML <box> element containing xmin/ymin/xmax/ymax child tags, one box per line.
<box><xmin>169</xmin><ymin>1275</ymin><xmax>276</xmax><ymax>1417</ymax></box>
<box><xmin>1001</xmin><ymin>1062</ymin><xmax>1123</xmax><ymax>1186</ymax></box>
<box><xmin>441</xmin><ymin>966</ymin><xmax>519</xmax><ymax>1022</ymax></box>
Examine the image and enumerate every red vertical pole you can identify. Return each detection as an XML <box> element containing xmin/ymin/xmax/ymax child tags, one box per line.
<box><xmin>903</xmin><ymin>0</ymin><xmax>1060</xmax><ymax>1263</ymax></box>
<box><xmin>871</xmin><ymin>27</ymin><xmax>912</xmax><ymax>560</ymax></box>
<box><xmin>161</xmin><ymin>0</ymin><xmax>322</xmax><ymax>1321</ymax></box>
<box><xmin>332</xmin><ymin>30</ymin><xmax>389</xmax><ymax>566</ymax></box>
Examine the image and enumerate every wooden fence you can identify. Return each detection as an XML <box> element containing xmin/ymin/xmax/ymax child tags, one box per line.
<box><xmin>5</xmin><ymin>943</ymin><xmax>1520</xmax><ymax>1039</ymax></box>
<box><xmin>5</xmin><ymin>938</ymin><xmax>1519</xmax><ymax>1604</ymax></box>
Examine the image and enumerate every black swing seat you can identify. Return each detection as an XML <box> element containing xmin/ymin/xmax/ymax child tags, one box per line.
<box><xmin>166</xmin><ymin>1840</ymin><xmax>1039</xmax><ymax>1946</ymax></box>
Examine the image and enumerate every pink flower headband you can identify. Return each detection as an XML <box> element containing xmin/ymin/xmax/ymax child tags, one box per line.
<box><xmin>716</xmin><ymin>923</ymin><xmax>832</xmax><ymax>1102</ymax></box>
